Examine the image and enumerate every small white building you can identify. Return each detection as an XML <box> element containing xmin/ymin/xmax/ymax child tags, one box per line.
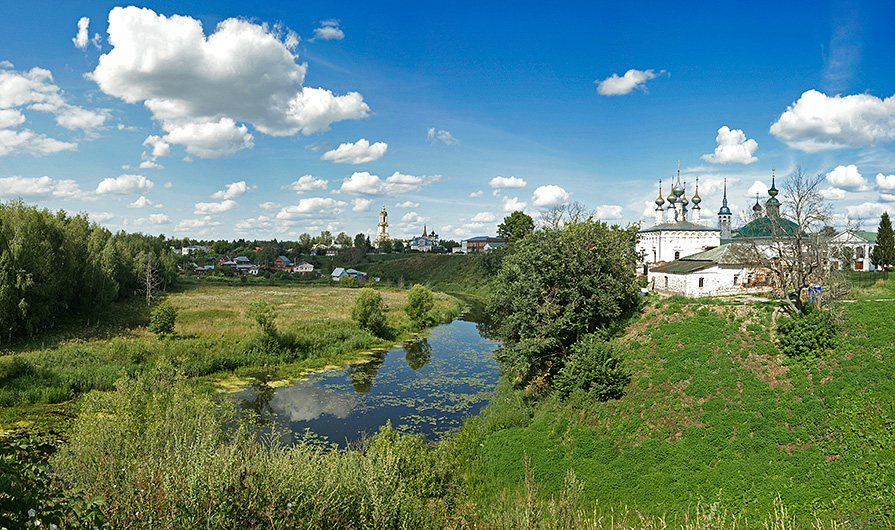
<box><xmin>294</xmin><ymin>261</ymin><xmax>314</xmax><ymax>274</ymax></box>
<box><xmin>649</xmin><ymin>244</ymin><xmax>774</xmax><ymax>297</ymax></box>
<box><xmin>830</xmin><ymin>230</ymin><xmax>878</xmax><ymax>272</ymax></box>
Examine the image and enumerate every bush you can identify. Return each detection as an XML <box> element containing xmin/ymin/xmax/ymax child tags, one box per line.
<box><xmin>552</xmin><ymin>333</ymin><xmax>630</xmax><ymax>401</ymax></box>
<box><xmin>148</xmin><ymin>303</ymin><xmax>177</xmax><ymax>337</ymax></box>
<box><xmin>351</xmin><ymin>288</ymin><xmax>387</xmax><ymax>336</ymax></box>
<box><xmin>777</xmin><ymin>306</ymin><xmax>837</xmax><ymax>359</ymax></box>
<box><xmin>245</xmin><ymin>300</ymin><xmax>278</xmax><ymax>337</ymax></box>
<box><xmin>404</xmin><ymin>284</ymin><xmax>434</xmax><ymax>326</ymax></box>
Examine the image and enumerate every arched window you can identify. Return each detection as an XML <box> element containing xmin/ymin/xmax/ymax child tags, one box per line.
<box><xmin>664</xmin><ymin>277</ymin><xmax>669</xmax><ymax>288</ymax></box>
<box><xmin>674</xmin><ymin>251</ymin><xmax>680</xmax><ymax>260</ymax></box>
<box><xmin>698</xmin><ymin>277</ymin><xmax>704</xmax><ymax>288</ymax></box>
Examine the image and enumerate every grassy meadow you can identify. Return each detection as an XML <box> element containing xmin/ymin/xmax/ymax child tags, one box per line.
<box><xmin>0</xmin><ymin>281</ymin><xmax>461</xmax><ymax>436</ymax></box>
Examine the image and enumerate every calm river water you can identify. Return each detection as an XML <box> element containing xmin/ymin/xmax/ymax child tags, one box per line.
<box><xmin>233</xmin><ymin>315</ymin><xmax>500</xmax><ymax>447</ymax></box>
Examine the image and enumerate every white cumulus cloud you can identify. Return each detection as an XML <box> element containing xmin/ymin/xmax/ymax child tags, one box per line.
<box><xmin>340</xmin><ymin>171</ymin><xmax>439</xmax><ymax>196</ymax></box>
<box><xmin>769</xmin><ymin>90</ymin><xmax>895</xmax><ymax>151</ymax></box>
<box><xmin>212</xmin><ymin>181</ymin><xmax>255</xmax><ymax>199</ymax></box>
<box><xmin>320</xmin><ymin>138</ymin><xmax>387</xmax><ymax>164</ymax></box>
<box><xmin>745</xmin><ymin>180</ymin><xmax>769</xmax><ymax>198</ymax></box>
<box><xmin>286</xmin><ymin>174</ymin><xmax>328</xmax><ymax>193</ymax></box>
<box><xmin>396</xmin><ymin>201</ymin><xmax>418</xmax><ymax>208</ymax></box>
<box><xmin>594</xmin><ymin>205</ymin><xmax>624</xmax><ymax>220</ymax></box>
<box><xmin>595</xmin><ymin>69</ymin><xmax>662</xmax><ymax>96</ymax></box>
<box><xmin>701</xmin><ymin>126</ymin><xmax>758</xmax><ymax>164</ymax></box>
<box><xmin>276</xmin><ymin>197</ymin><xmax>347</xmax><ymax>219</ymax></box>
<box><xmin>148</xmin><ymin>213</ymin><xmax>170</xmax><ymax>224</ymax></box>
<box><xmin>89</xmin><ymin>7</ymin><xmax>369</xmax><ymax>157</ymax></box>
<box><xmin>876</xmin><ymin>173</ymin><xmax>895</xmax><ymax>191</ymax></box>
<box><xmin>194</xmin><ymin>200</ymin><xmax>238</xmax><ymax>214</ymax></box>
<box><xmin>471</xmin><ymin>212</ymin><xmax>496</xmax><ymax>222</ymax></box>
<box><xmin>0</xmin><ymin>175</ymin><xmax>86</xmax><ymax>200</ymax></box>
<box><xmin>0</xmin><ymin>129</ymin><xmax>76</xmax><ymax>157</ymax></box>
<box><xmin>128</xmin><ymin>195</ymin><xmax>161</xmax><ymax>208</ymax></box>
<box><xmin>532</xmin><ymin>185</ymin><xmax>570</xmax><ymax>207</ymax></box>
<box><xmin>352</xmin><ymin>198</ymin><xmax>373</xmax><ymax>211</ymax></box>
<box><xmin>469</xmin><ymin>190</ymin><xmax>483</xmax><ymax>198</ymax></box>
<box><xmin>502</xmin><ymin>196</ymin><xmax>526</xmax><ymax>212</ymax></box>
<box><xmin>489</xmin><ymin>176</ymin><xmax>527</xmax><ymax>189</ymax></box>
<box><xmin>73</xmin><ymin>17</ymin><xmax>90</xmax><ymax>49</ymax></box>
<box><xmin>846</xmin><ymin>202</ymin><xmax>891</xmax><ymax>220</ymax></box>
<box><xmin>96</xmin><ymin>174</ymin><xmax>154</xmax><ymax>194</ymax></box>
<box><xmin>826</xmin><ymin>164</ymin><xmax>869</xmax><ymax>191</ymax></box>
<box><xmin>820</xmin><ymin>187</ymin><xmax>847</xmax><ymax>200</ymax></box>
<box><xmin>427</xmin><ymin>127</ymin><xmax>460</xmax><ymax>145</ymax></box>
<box><xmin>314</xmin><ymin>20</ymin><xmax>344</xmax><ymax>41</ymax></box>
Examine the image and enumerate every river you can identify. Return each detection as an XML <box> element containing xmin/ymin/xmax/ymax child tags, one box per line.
<box><xmin>233</xmin><ymin>314</ymin><xmax>500</xmax><ymax>447</ymax></box>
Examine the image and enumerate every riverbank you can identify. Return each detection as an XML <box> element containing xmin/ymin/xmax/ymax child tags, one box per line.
<box><xmin>0</xmin><ymin>282</ymin><xmax>462</xmax><ymax>439</ymax></box>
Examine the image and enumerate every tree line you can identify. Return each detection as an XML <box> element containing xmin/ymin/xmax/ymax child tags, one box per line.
<box><xmin>0</xmin><ymin>200</ymin><xmax>177</xmax><ymax>344</ymax></box>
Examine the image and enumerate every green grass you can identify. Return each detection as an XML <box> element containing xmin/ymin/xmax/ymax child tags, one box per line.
<box><xmin>362</xmin><ymin>254</ymin><xmax>492</xmax><ymax>294</ymax></box>
<box><xmin>0</xmin><ymin>282</ymin><xmax>462</xmax><ymax>432</ymax></box>
<box><xmin>458</xmin><ymin>286</ymin><xmax>895</xmax><ymax>528</ymax></box>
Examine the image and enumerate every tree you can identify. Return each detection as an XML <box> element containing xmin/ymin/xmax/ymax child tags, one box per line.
<box><xmin>539</xmin><ymin>201</ymin><xmax>593</xmax><ymax>229</ymax></box>
<box><xmin>871</xmin><ymin>211</ymin><xmax>894</xmax><ymax>270</ymax></box>
<box><xmin>143</xmin><ymin>252</ymin><xmax>162</xmax><ymax>306</ymax></box>
<box><xmin>497</xmin><ymin>211</ymin><xmax>535</xmax><ymax>242</ymax></box>
<box><xmin>487</xmin><ymin>219</ymin><xmax>640</xmax><ymax>389</ymax></box>
<box><xmin>737</xmin><ymin>167</ymin><xmax>832</xmax><ymax>313</ymax></box>
<box><xmin>335</xmin><ymin>232</ymin><xmax>352</xmax><ymax>248</ymax></box>
<box><xmin>354</xmin><ymin>233</ymin><xmax>370</xmax><ymax>253</ymax></box>
<box><xmin>351</xmin><ymin>288</ymin><xmax>387</xmax><ymax>336</ymax></box>
<box><xmin>404</xmin><ymin>284</ymin><xmax>434</xmax><ymax>326</ymax></box>
<box><xmin>245</xmin><ymin>300</ymin><xmax>278</xmax><ymax>338</ymax></box>
<box><xmin>149</xmin><ymin>303</ymin><xmax>177</xmax><ymax>338</ymax></box>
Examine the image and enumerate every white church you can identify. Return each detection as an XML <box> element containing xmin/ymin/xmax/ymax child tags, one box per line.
<box><xmin>636</xmin><ymin>171</ymin><xmax>730</xmax><ymax>274</ymax></box>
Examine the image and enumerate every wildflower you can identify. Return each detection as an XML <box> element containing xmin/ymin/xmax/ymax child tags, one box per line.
<box><xmin>287</xmin><ymin>503</ymin><xmax>292</xmax><ymax>508</ymax></box>
<box><xmin>50</xmin><ymin>525</ymin><xmax>57</xmax><ymax>530</ymax></box>
<box><xmin>28</xmin><ymin>509</ymin><xmax>36</xmax><ymax>518</ymax></box>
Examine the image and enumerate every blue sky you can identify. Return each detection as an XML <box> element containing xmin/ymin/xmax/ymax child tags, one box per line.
<box><xmin>2</xmin><ymin>1</ymin><xmax>894</xmax><ymax>241</ymax></box>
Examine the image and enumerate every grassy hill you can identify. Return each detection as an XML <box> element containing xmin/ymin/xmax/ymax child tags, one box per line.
<box><xmin>362</xmin><ymin>253</ymin><xmax>493</xmax><ymax>294</ymax></box>
<box><xmin>461</xmin><ymin>288</ymin><xmax>895</xmax><ymax>527</ymax></box>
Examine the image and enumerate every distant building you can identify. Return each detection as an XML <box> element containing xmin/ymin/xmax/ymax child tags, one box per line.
<box><xmin>461</xmin><ymin>236</ymin><xmax>507</xmax><ymax>253</ymax></box>
<box><xmin>273</xmin><ymin>255</ymin><xmax>293</xmax><ymax>270</ymax></box>
<box><xmin>375</xmin><ymin>204</ymin><xmax>390</xmax><ymax>246</ymax></box>
<box><xmin>410</xmin><ymin>224</ymin><xmax>440</xmax><ymax>252</ymax></box>
<box><xmin>830</xmin><ymin>230</ymin><xmax>878</xmax><ymax>272</ymax></box>
<box><xmin>294</xmin><ymin>261</ymin><xmax>314</xmax><ymax>274</ymax></box>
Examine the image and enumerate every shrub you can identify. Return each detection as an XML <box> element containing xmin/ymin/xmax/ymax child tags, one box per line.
<box><xmin>351</xmin><ymin>288</ymin><xmax>387</xmax><ymax>336</ymax></box>
<box><xmin>552</xmin><ymin>333</ymin><xmax>630</xmax><ymax>401</ymax></box>
<box><xmin>245</xmin><ymin>300</ymin><xmax>278</xmax><ymax>337</ymax></box>
<box><xmin>148</xmin><ymin>303</ymin><xmax>177</xmax><ymax>337</ymax></box>
<box><xmin>404</xmin><ymin>284</ymin><xmax>434</xmax><ymax>326</ymax></box>
<box><xmin>777</xmin><ymin>306</ymin><xmax>837</xmax><ymax>359</ymax></box>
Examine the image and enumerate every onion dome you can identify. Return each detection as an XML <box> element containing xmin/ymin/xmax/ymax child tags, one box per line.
<box><xmin>752</xmin><ymin>193</ymin><xmax>763</xmax><ymax>215</ymax></box>
<box><xmin>655</xmin><ymin>180</ymin><xmax>665</xmax><ymax>207</ymax></box>
<box><xmin>768</xmin><ymin>169</ymin><xmax>779</xmax><ymax>197</ymax></box>
<box><xmin>672</xmin><ymin>179</ymin><xmax>685</xmax><ymax>199</ymax></box>
<box><xmin>691</xmin><ymin>177</ymin><xmax>702</xmax><ymax>209</ymax></box>
<box><xmin>718</xmin><ymin>178</ymin><xmax>731</xmax><ymax>215</ymax></box>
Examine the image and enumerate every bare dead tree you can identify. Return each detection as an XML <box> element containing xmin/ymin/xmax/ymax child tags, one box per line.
<box><xmin>539</xmin><ymin>201</ymin><xmax>594</xmax><ymax>229</ymax></box>
<box><xmin>742</xmin><ymin>167</ymin><xmax>832</xmax><ymax>313</ymax></box>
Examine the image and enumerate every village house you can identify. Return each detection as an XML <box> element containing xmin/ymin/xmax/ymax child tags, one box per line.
<box><xmin>830</xmin><ymin>230</ymin><xmax>879</xmax><ymax>272</ymax></box>
<box><xmin>461</xmin><ymin>236</ymin><xmax>507</xmax><ymax>253</ymax></box>
<box><xmin>273</xmin><ymin>255</ymin><xmax>294</xmax><ymax>271</ymax></box>
<box><xmin>294</xmin><ymin>261</ymin><xmax>314</xmax><ymax>274</ymax></box>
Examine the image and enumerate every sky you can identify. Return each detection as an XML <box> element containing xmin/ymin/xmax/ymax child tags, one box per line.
<box><xmin>1</xmin><ymin>1</ymin><xmax>895</xmax><ymax>242</ymax></box>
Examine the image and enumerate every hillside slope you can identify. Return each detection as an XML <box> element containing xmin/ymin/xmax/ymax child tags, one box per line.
<box><xmin>471</xmin><ymin>295</ymin><xmax>895</xmax><ymax>527</ymax></box>
<box><xmin>363</xmin><ymin>254</ymin><xmax>492</xmax><ymax>293</ymax></box>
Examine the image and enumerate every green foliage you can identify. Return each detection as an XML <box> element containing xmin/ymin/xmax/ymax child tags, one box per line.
<box><xmin>0</xmin><ymin>200</ymin><xmax>177</xmax><ymax>345</ymax></box>
<box><xmin>777</xmin><ymin>306</ymin><xmax>837</xmax><ymax>360</ymax></box>
<box><xmin>340</xmin><ymin>275</ymin><xmax>359</xmax><ymax>288</ymax></box>
<box><xmin>497</xmin><ymin>210</ymin><xmax>535</xmax><ymax>242</ymax></box>
<box><xmin>148</xmin><ymin>303</ymin><xmax>177</xmax><ymax>337</ymax></box>
<box><xmin>552</xmin><ymin>333</ymin><xmax>630</xmax><ymax>401</ymax></box>
<box><xmin>871</xmin><ymin>211</ymin><xmax>894</xmax><ymax>269</ymax></box>
<box><xmin>404</xmin><ymin>284</ymin><xmax>434</xmax><ymax>326</ymax></box>
<box><xmin>488</xmin><ymin>219</ymin><xmax>641</xmax><ymax>388</ymax></box>
<box><xmin>245</xmin><ymin>299</ymin><xmax>278</xmax><ymax>337</ymax></box>
<box><xmin>0</xmin><ymin>435</ymin><xmax>104</xmax><ymax>528</ymax></box>
<box><xmin>351</xmin><ymin>287</ymin><xmax>387</xmax><ymax>336</ymax></box>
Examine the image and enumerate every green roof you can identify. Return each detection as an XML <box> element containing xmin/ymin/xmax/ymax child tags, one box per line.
<box><xmin>853</xmin><ymin>230</ymin><xmax>878</xmax><ymax>243</ymax></box>
<box><xmin>733</xmin><ymin>215</ymin><xmax>801</xmax><ymax>239</ymax></box>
